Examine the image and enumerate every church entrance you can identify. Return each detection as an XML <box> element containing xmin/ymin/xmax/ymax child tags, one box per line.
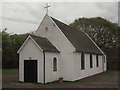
<box><xmin>24</xmin><ymin>60</ymin><xmax>37</xmax><ymax>83</ymax></box>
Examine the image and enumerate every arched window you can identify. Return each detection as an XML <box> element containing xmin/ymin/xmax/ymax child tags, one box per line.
<box><xmin>53</xmin><ymin>57</ymin><xmax>57</xmax><ymax>71</ymax></box>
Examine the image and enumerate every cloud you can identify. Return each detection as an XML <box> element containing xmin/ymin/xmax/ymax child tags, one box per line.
<box><xmin>2</xmin><ymin>2</ymin><xmax>44</xmax><ymax>22</ymax></box>
<box><xmin>95</xmin><ymin>2</ymin><xmax>118</xmax><ymax>23</ymax></box>
<box><xmin>17</xmin><ymin>2</ymin><xmax>45</xmax><ymax>20</ymax></box>
<box><xmin>2</xmin><ymin>2</ymin><xmax>118</xmax><ymax>33</ymax></box>
<box><xmin>48</xmin><ymin>2</ymin><xmax>118</xmax><ymax>24</ymax></box>
<box><xmin>3</xmin><ymin>2</ymin><xmax>118</xmax><ymax>23</ymax></box>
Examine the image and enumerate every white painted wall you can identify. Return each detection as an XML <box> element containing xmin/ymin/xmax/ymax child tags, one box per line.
<box><xmin>19</xmin><ymin>38</ymin><xmax>44</xmax><ymax>83</ymax></box>
<box><xmin>45</xmin><ymin>52</ymin><xmax>61</xmax><ymax>83</ymax></box>
<box><xmin>35</xmin><ymin>14</ymin><xmax>75</xmax><ymax>52</ymax></box>
<box><xmin>19</xmin><ymin>14</ymin><xmax>107</xmax><ymax>83</ymax></box>
<box><xmin>60</xmin><ymin>52</ymin><xmax>75</xmax><ymax>81</ymax></box>
<box><xmin>34</xmin><ymin>14</ymin><xmax>107</xmax><ymax>81</ymax></box>
<box><xmin>73</xmin><ymin>52</ymin><xmax>105</xmax><ymax>81</ymax></box>
<box><xmin>35</xmin><ymin>14</ymin><xmax>75</xmax><ymax>81</ymax></box>
<box><xmin>103</xmin><ymin>55</ymin><xmax>107</xmax><ymax>71</ymax></box>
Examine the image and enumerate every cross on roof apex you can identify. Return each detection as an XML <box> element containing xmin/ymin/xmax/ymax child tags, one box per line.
<box><xmin>44</xmin><ymin>3</ymin><xmax>50</xmax><ymax>14</ymax></box>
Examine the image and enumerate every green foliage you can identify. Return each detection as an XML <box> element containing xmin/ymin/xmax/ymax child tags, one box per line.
<box><xmin>70</xmin><ymin>17</ymin><xmax>119</xmax><ymax>70</ymax></box>
<box><xmin>2</xmin><ymin>69</ymin><xmax>18</xmax><ymax>75</ymax></box>
<box><xmin>70</xmin><ymin>17</ymin><xmax>119</xmax><ymax>52</ymax></box>
<box><xmin>2</xmin><ymin>30</ymin><xmax>28</xmax><ymax>69</ymax></box>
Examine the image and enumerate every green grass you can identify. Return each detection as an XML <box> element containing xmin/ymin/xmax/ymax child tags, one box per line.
<box><xmin>0</xmin><ymin>69</ymin><xmax>2</xmax><ymax>74</ymax></box>
<box><xmin>2</xmin><ymin>69</ymin><xmax>18</xmax><ymax>75</ymax></box>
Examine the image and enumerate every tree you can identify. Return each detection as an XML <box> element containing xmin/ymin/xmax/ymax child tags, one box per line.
<box><xmin>2</xmin><ymin>30</ymin><xmax>28</xmax><ymax>69</ymax></box>
<box><xmin>70</xmin><ymin>17</ymin><xmax>119</xmax><ymax>70</ymax></box>
<box><xmin>70</xmin><ymin>17</ymin><xmax>119</xmax><ymax>53</ymax></box>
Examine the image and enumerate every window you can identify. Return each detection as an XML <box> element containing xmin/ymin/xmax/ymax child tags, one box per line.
<box><xmin>45</xmin><ymin>27</ymin><xmax>48</xmax><ymax>31</ymax></box>
<box><xmin>96</xmin><ymin>55</ymin><xmax>99</xmax><ymax>67</ymax></box>
<box><xmin>53</xmin><ymin>57</ymin><xmax>57</xmax><ymax>71</ymax></box>
<box><xmin>90</xmin><ymin>54</ymin><xmax>93</xmax><ymax>68</ymax></box>
<box><xmin>81</xmin><ymin>53</ymin><xmax>85</xmax><ymax>70</ymax></box>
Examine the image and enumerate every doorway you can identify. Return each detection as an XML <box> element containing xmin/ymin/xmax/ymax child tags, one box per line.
<box><xmin>24</xmin><ymin>60</ymin><xmax>37</xmax><ymax>83</ymax></box>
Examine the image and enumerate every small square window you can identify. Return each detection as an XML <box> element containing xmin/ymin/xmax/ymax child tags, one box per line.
<box><xmin>45</xmin><ymin>27</ymin><xmax>48</xmax><ymax>31</ymax></box>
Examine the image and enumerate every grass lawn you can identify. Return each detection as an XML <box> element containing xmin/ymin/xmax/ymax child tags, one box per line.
<box><xmin>0</xmin><ymin>69</ymin><xmax>2</xmax><ymax>75</ymax></box>
<box><xmin>2</xmin><ymin>69</ymin><xmax>18</xmax><ymax>75</ymax></box>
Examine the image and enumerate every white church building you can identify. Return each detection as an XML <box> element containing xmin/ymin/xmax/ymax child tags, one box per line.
<box><xmin>17</xmin><ymin>14</ymin><xmax>107</xmax><ymax>84</ymax></box>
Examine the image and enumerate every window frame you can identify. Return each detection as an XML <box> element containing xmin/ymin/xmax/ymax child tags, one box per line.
<box><xmin>81</xmin><ymin>53</ymin><xmax>85</xmax><ymax>70</ymax></box>
<box><xmin>96</xmin><ymin>55</ymin><xmax>99</xmax><ymax>67</ymax></box>
<box><xmin>53</xmin><ymin>57</ymin><xmax>57</xmax><ymax>71</ymax></box>
<box><xmin>90</xmin><ymin>54</ymin><xmax>93</xmax><ymax>68</ymax></box>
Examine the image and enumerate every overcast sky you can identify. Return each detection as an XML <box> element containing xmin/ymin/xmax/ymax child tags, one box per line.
<box><xmin>1</xmin><ymin>2</ymin><xmax>118</xmax><ymax>34</ymax></box>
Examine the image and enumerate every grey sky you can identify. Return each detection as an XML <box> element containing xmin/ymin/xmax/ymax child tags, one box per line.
<box><xmin>1</xmin><ymin>2</ymin><xmax>118</xmax><ymax>34</ymax></box>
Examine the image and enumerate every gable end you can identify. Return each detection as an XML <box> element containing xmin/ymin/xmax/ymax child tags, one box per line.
<box><xmin>17</xmin><ymin>35</ymin><xmax>43</xmax><ymax>53</ymax></box>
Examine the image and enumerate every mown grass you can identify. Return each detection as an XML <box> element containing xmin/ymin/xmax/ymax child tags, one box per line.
<box><xmin>2</xmin><ymin>69</ymin><xmax>18</xmax><ymax>75</ymax></box>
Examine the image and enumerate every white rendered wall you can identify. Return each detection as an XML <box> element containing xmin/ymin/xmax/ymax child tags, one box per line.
<box><xmin>19</xmin><ymin>38</ymin><xmax>44</xmax><ymax>83</ymax></box>
<box><xmin>35</xmin><ymin>14</ymin><xmax>75</xmax><ymax>81</ymax></box>
<box><xmin>34</xmin><ymin>14</ymin><xmax>106</xmax><ymax>82</ymax></box>
<box><xmin>60</xmin><ymin>52</ymin><xmax>75</xmax><ymax>81</ymax></box>
<box><xmin>45</xmin><ymin>52</ymin><xmax>61</xmax><ymax>83</ymax></box>
<box><xmin>73</xmin><ymin>53</ymin><xmax>105</xmax><ymax>81</ymax></box>
<box><xmin>103</xmin><ymin>55</ymin><xmax>107</xmax><ymax>71</ymax></box>
<box><xmin>35</xmin><ymin>14</ymin><xmax>75</xmax><ymax>52</ymax></box>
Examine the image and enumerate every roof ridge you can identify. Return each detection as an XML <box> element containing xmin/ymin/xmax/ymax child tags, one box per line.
<box><xmin>51</xmin><ymin>17</ymin><xmax>70</xmax><ymax>27</ymax></box>
<box><xmin>51</xmin><ymin>16</ymin><xmax>84</xmax><ymax>32</ymax></box>
<box><xmin>50</xmin><ymin>16</ymin><xmax>103</xmax><ymax>54</ymax></box>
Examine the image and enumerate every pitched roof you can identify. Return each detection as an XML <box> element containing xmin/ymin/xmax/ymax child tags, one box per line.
<box><xmin>51</xmin><ymin>17</ymin><xmax>103</xmax><ymax>55</ymax></box>
<box><xmin>30</xmin><ymin>35</ymin><xmax>59</xmax><ymax>52</ymax></box>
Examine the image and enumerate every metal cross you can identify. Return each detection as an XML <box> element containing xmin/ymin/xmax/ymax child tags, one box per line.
<box><xmin>44</xmin><ymin>3</ymin><xmax>50</xmax><ymax>14</ymax></box>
